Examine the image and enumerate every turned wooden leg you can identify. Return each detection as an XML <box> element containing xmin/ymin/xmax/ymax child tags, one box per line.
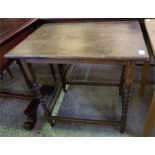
<box><xmin>143</xmin><ymin>91</ymin><xmax>155</xmax><ymax>136</ymax></box>
<box><xmin>49</xmin><ymin>64</ymin><xmax>56</xmax><ymax>81</ymax></box>
<box><xmin>119</xmin><ymin>65</ymin><xmax>125</xmax><ymax>96</ymax></box>
<box><xmin>20</xmin><ymin>59</ymin><xmax>41</xmax><ymax>130</ymax></box>
<box><xmin>17</xmin><ymin>60</ymin><xmax>34</xmax><ymax>88</ymax></box>
<box><xmin>120</xmin><ymin>87</ymin><xmax>130</xmax><ymax>133</ymax></box>
<box><xmin>58</xmin><ymin>64</ymin><xmax>67</xmax><ymax>92</ymax></box>
<box><xmin>120</xmin><ymin>62</ymin><xmax>135</xmax><ymax>133</ymax></box>
<box><xmin>139</xmin><ymin>61</ymin><xmax>150</xmax><ymax>97</ymax></box>
<box><xmin>120</xmin><ymin>66</ymin><xmax>126</xmax><ymax>113</ymax></box>
<box><xmin>23</xmin><ymin>84</ymin><xmax>40</xmax><ymax>129</ymax></box>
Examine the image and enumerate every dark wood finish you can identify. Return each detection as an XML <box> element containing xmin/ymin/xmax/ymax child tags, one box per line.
<box><xmin>142</xmin><ymin>19</ymin><xmax>155</xmax><ymax>136</ymax></box>
<box><xmin>66</xmin><ymin>81</ymin><xmax>119</xmax><ymax>86</ymax></box>
<box><xmin>0</xmin><ymin>91</ymin><xmax>35</xmax><ymax>99</ymax></box>
<box><xmin>4</xmin><ymin>18</ymin><xmax>149</xmax><ymax>98</ymax></box>
<box><xmin>20</xmin><ymin>59</ymin><xmax>41</xmax><ymax>129</ymax></box>
<box><xmin>20</xmin><ymin>59</ymin><xmax>54</xmax><ymax>129</ymax></box>
<box><xmin>0</xmin><ymin>19</ymin><xmax>57</xmax><ymax>129</ymax></box>
<box><xmin>46</xmin><ymin>61</ymin><xmax>136</xmax><ymax>133</ymax></box>
<box><xmin>5</xmin><ymin>21</ymin><xmax>148</xmax><ymax>132</ymax></box>
<box><xmin>120</xmin><ymin>62</ymin><xmax>136</xmax><ymax>133</ymax></box>
<box><xmin>0</xmin><ymin>18</ymin><xmax>41</xmax><ymax>99</ymax></box>
<box><xmin>40</xmin><ymin>18</ymin><xmax>148</xmax><ymax>24</ymax></box>
<box><xmin>0</xmin><ymin>19</ymin><xmax>39</xmax><ymax>44</ymax></box>
<box><xmin>0</xmin><ymin>19</ymin><xmax>40</xmax><ymax>71</ymax></box>
<box><xmin>143</xmin><ymin>92</ymin><xmax>155</xmax><ymax>136</ymax></box>
<box><xmin>49</xmin><ymin>64</ymin><xmax>56</xmax><ymax>81</ymax></box>
<box><xmin>139</xmin><ymin>61</ymin><xmax>150</xmax><ymax>96</ymax></box>
<box><xmin>6</xmin><ymin>22</ymin><xmax>149</xmax><ymax>61</ymax></box>
<box><xmin>58</xmin><ymin>64</ymin><xmax>67</xmax><ymax>92</ymax></box>
<box><xmin>0</xmin><ymin>18</ymin><xmax>41</xmax><ymax>97</ymax></box>
<box><xmin>0</xmin><ymin>19</ymin><xmax>30</xmax><ymax>36</ymax></box>
<box><xmin>26</xmin><ymin>59</ymin><xmax>128</xmax><ymax>65</ymax></box>
<box><xmin>138</xmin><ymin>19</ymin><xmax>155</xmax><ymax>97</ymax></box>
<box><xmin>145</xmin><ymin>19</ymin><xmax>155</xmax><ymax>56</ymax></box>
<box><xmin>48</xmin><ymin>83</ymin><xmax>63</xmax><ymax>112</ymax></box>
<box><xmin>50</xmin><ymin>116</ymin><xmax>121</xmax><ymax>126</ymax></box>
<box><xmin>119</xmin><ymin>65</ymin><xmax>125</xmax><ymax>96</ymax></box>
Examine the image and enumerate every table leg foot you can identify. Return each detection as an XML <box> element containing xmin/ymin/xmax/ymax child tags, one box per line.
<box><xmin>23</xmin><ymin>115</ymin><xmax>36</xmax><ymax>130</ymax></box>
<box><xmin>22</xmin><ymin>85</ymin><xmax>54</xmax><ymax>130</ymax></box>
<box><xmin>23</xmin><ymin>99</ymin><xmax>40</xmax><ymax>130</ymax></box>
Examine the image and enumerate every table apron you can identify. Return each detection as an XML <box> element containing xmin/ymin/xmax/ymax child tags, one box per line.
<box><xmin>25</xmin><ymin>58</ymin><xmax>129</xmax><ymax>65</ymax></box>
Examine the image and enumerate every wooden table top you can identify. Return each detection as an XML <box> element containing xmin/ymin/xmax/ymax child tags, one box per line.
<box><xmin>145</xmin><ymin>19</ymin><xmax>155</xmax><ymax>58</ymax></box>
<box><xmin>0</xmin><ymin>19</ymin><xmax>30</xmax><ymax>36</ymax></box>
<box><xmin>0</xmin><ymin>18</ymin><xmax>38</xmax><ymax>45</ymax></box>
<box><xmin>6</xmin><ymin>21</ymin><xmax>149</xmax><ymax>61</ymax></box>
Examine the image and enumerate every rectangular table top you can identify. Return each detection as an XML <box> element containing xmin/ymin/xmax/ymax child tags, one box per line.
<box><xmin>145</xmin><ymin>19</ymin><xmax>155</xmax><ymax>58</ymax></box>
<box><xmin>5</xmin><ymin>21</ymin><xmax>149</xmax><ymax>61</ymax></box>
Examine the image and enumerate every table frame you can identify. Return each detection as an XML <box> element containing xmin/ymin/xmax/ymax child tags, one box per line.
<box><xmin>20</xmin><ymin>58</ymin><xmax>136</xmax><ymax>133</ymax></box>
<box><xmin>5</xmin><ymin>19</ymin><xmax>150</xmax><ymax>132</ymax></box>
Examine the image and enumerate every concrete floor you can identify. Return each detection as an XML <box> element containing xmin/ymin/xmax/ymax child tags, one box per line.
<box><xmin>0</xmin><ymin>62</ymin><xmax>154</xmax><ymax>136</ymax></box>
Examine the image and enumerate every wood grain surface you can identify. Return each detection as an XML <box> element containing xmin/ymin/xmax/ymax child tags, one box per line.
<box><xmin>0</xmin><ymin>19</ymin><xmax>30</xmax><ymax>36</ymax></box>
<box><xmin>145</xmin><ymin>19</ymin><xmax>155</xmax><ymax>57</ymax></box>
<box><xmin>6</xmin><ymin>21</ymin><xmax>149</xmax><ymax>61</ymax></box>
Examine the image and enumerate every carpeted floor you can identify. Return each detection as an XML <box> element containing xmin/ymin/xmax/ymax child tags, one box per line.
<box><xmin>0</xmin><ymin>62</ymin><xmax>154</xmax><ymax>136</ymax></box>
